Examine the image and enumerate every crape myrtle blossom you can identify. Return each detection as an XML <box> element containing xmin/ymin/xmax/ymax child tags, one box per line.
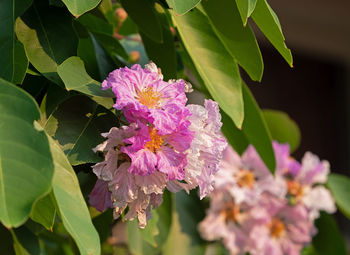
<box><xmin>89</xmin><ymin>63</ymin><xmax>226</xmax><ymax>227</ymax></box>
<box><xmin>102</xmin><ymin>62</ymin><xmax>188</xmax><ymax>135</ymax></box>
<box><xmin>199</xmin><ymin>142</ymin><xmax>336</xmax><ymax>255</ymax></box>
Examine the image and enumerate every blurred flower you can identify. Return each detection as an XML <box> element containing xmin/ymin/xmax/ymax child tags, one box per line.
<box><xmin>199</xmin><ymin>142</ymin><xmax>335</xmax><ymax>254</ymax></box>
<box><xmin>115</xmin><ymin>7</ymin><xmax>127</xmax><ymax>23</ymax></box>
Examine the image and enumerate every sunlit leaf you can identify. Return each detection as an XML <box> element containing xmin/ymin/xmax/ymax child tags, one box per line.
<box><xmin>166</xmin><ymin>0</ymin><xmax>201</xmax><ymax>15</ymax></box>
<box><xmin>49</xmin><ymin>136</ymin><xmax>101</xmax><ymax>255</ymax></box>
<box><xmin>0</xmin><ymin>79</ymin><xmax>54</xmax><ymax>228</ymax></box>
<box><xmin>172</xmin><ymin>8</ymin><xmax>244</xmax><ymax>128</ymax></box>
<box><xmin>57</xmin><ymin>57</ymin><xmax>114</xmax><ymax>97</ymax></box>
<box><xmin>61</xmin><ymin>0</ymin><xmax>101</xmax><ymax>17</ymax></box>
<box><xmin>251</xmin><ymin>0</ymin><xmax>292</xmax><ymax>66</ymax></box>
<box><xmin>202</xmin><ymin>0</ymin><xmax>263</xmax><ymax>81</ymax></box>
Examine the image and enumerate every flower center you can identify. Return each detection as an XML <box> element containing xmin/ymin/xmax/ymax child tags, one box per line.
<box><xmin>145</xmin><ymin>127</ymin><xmax>163</xmax><ymax>152</ymax></box>
<box><xmin>269</xmin><ymin>218</ymin><xmax>285</xmax><ymax>238</ymax></box>
<box><xmin>236</xmin><ymin>169</ymin><xmax>255</xmax><ymax>189</ymax></box>
<box><xmin>136</xmin><ymin>87</ymin><xmax>162</xmax><ymax>109</ymax></box>
<box><xmin>222</xmin><ymin>203</ymin><xmax>240</xmax><ymax>223</ymax></box>
<box><xmin>287</xmin><ymin>180</ymin><xmax>304</xmax><ymax>201</ymax></box>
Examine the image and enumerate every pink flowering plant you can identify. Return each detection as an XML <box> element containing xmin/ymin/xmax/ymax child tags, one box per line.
<box><xmin>1</xmin><ymin>0</ymin><xmax>349</xmax><ymax>255</ymax></box>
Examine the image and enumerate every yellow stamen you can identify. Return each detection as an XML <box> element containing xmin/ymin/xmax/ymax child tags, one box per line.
<box><xmin>145</xmin><ymin>127</ymin><xmax>163</xmax><ymax>152</ymax></box>
<box><xmin>236</xmin><ymin>169</ymin><xmax>255</xmax><ymax>189</ymax></box>
<box><xmin>221</xmin><ymin>203</ymin><xmax>240</xmax><ymax>223</ymax></box>
<box><xmin>287</xmin><ymin>180</ymin><xmax>304</xmax><ymax>201</ymax></box>
<box><xmin>136</xmin><ymin>87</ymin><xmax>162</xmax><ymax>109</ymax></box>
<box><xmin>269</xmin><ymin>218</ymin><xmax>286</xmax><ymax>238</ymax></box>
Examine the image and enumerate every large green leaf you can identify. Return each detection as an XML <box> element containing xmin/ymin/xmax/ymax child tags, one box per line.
<box><xmin>327</xmin><ymin>174</ymin><xmax>350</xmax><ymax>219</ymax></box>
<box><xmin>61</xmin><ymin>0</ymin><xmax>101</xmax><ymax>17</ymax></box>
<box><xmin>202</xmin><ymin>0</ymin><xmax>263</xmax><ymax>81</ymax></box>
<box><xmin>162</xmin><ymin>191</ymin><xmax>206</xmax><ymax>255</ymax></box>
<box><xmin>166</xmin><ymin>0</ymin><xmax>201</xmax><ymax>15</ymax></box>
<box><xmin>49</xmin><ymin>136</ymin><xmax>100</xmax><ymax>255</ymax></box>
<box><xmin>262</xmin><ymin>109</ymin><xmax>301</xmax><ymax>153</ymax></box>
<box><xmin>57</xmin><ymin>57</ymin><xmax>114</xmax><ymax>97</ymax></box>
<box><xmin>30</xmin><ymin>193</ymin><xmax>56</xmax><ymax>231</ymax></box>
<box><xmin>141</xmin><ymin>4</ymin><xmax>176</xmax><ymax>80</ymax></box>
<box><xmin>45</xmin><ymin>95</ymin><xmax>118</xmax><ymax>165</ymax></box>
<box><xmin>251</xmin><ymin>0</ymin><xmax>292</xmax><ymax>66</ymax></box>
<box><xmin>173</xmin><ymin>8</ymin><xmax>244</xmax><ymax>128</ymax></box>
<box><xmin>0</xmin><ymin>0</ymin><xmax>31</xmax><ymax>84</ymax></box>
<box><xmin>121</xmin><ymin>0</ymin><xmax>163</xmax><ymax>43</ymax></box>
<box><xmin>0</xmin><ymin>79</ymin><xmax>54</xmax><ymax>228</ymax></box>
<box><xmin>241</xmin><ymin>83</ymin><xmax>275</xmax><ymax>172</ymax></box>
<box><xmin>15</xmin><ymin>0</ymin><xmax>78</xmax><ymax>85</ymax></box>
<box><xmin>312</xmin><ymin>213</ymin><xmax>347</xmax><ymax>255</ymax></box>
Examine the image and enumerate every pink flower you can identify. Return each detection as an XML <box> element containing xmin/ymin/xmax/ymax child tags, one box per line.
<box><xmin>89</xmin><ymin>125</ymin><xmax>168</xmax><ymax>228</ymax></box>
<box><xmin>215</xmin><ymin>143</ymin><xmax>287</xmax><ymax>205</ymax></box>
<box><xmin>249</xmin><ymin>195</ymin><xmax>315</xmax><ymax>255</ymax></box>
<box><xmin>284</xmin><ymin>152</ymin><xmax>336</xmax><ymax>220</ymax></box>
<box><xmin>121</xmin><ymin>120</ymin><xmax>193</xmax><ymax>180</ymax></box>
<box><xmin>171</xmin><ymin>99</ymin><xmax>227</xmax><ymax>199</ymax></box>
<box><xmin>102</xmin><ymin>63</ymin><xmax>188</xmax><ymax>134</ymax></box>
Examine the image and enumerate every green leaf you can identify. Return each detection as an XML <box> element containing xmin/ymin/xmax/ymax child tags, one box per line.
<box><xmin>11</xmin><ymin>226</ymin><xmax>40</xmax><ymax>255</ymax></box>
<box><xmin>30</xmin><ymin>193</ymin><xmax>56</xmax><ymax>231</ymax></box>
<box><xmin>45</xmin><ymin>95</ymin><xmax>118</xmax><ymax>165</ymax></box>
<box><xmin>251</xmin><ymin>0</ymin><xmax>293</xmax><ymax>66</ymax></box>
<box><xmin>121</xmin><ymin>0</ymin><xmax>163</xmax><ymax>43</ymax></box>
<box><xmin>173</xmin><ymin>8</ymin><xmax>244</xmax><ymax>128</ymax></box>
<box><xmin>162</xmin><ymin>191</ymin><xmax>206</xmax><ymax>255</ymax></box>
<box><xmin>15</xmin><ymin>1</ymin><xmax>78</xmax><ymax>85</ymax></box>
<box><xmin>221</xmin><ymin>110</ymin><xmax>249</xmax><ymax>155</ymax></box>
<box><xmin>262</xmin><ymin>109</ymin><xmax>301</xmax><ymax>153</ymax></box>
<box><xmin>57</xmin><ymin>57</ymin><xmax>114</xmax><ymax>97</ymax></box>
<box><xmin>0</xmin><ymin>79</ymin><xmax>54</xmax><ymax>228</ymax></box>
<box><xmin>166</xmin><ymin>0</ymin><xmax>201</xmax><ymax>15</ymax></box>
<box><xmin>0</xmin><ymin>0</ymin><xmax>31</xmax><ymax>84</ymax></box>
<box><xmin>61</xmin><ymin>0</ymin><xmax>101</xmax><ymax>17</ymax></box>
<box><xmin>202</xmin><ymin>0</ymin><xmax>263</xmax><ymax>81</ymax></box>
<box><xmin>78</xmin><ymin>13</ymin><xmax>113</xmax><ymax>35</ymax></box>
<box><xmin>312</xmin><ymin>212</ymin><xmax>347</xmax><ymax>255</ymax></box>
<box><xmin>234</xmin><ymin>0</ymin><xmax>258</xmax><ymax>25</ymax></box>
<box><xmin>241</xmin><ymin>83</ymin><xmax>275</xmax><ymax>172</ymax></box>
<box><xmin>327</xmin><ymin>174</ymin><xmax>350</xmax><ymax>219</ymax></box>
<box><xmin>49</xmin><ymin>136</ymin><xmax>101</xmax><ymax>255</ymax></box>
<box><xmin>141</xmin><ymin>4</ymin><xmax>177</xmax><ymax>80</ymax></box>
<box><xmin>92</xmin><ymin>32</ymin><xmax>129</xmax><ymax>60</ymax></box>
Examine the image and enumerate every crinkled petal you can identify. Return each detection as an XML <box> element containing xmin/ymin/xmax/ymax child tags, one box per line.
<box><xmin>156</xmin><ymin>146</ymin><xmax>186</xmax><ymax>180</ymax></box>
<box><xmin>89</xmin><ymin>179</ymin><xmax>112</xmax><ymax>212</ymax></box>
<box><xmin>135</xmin><ymin>171</ymin><xmax>167</xmax><ymax>195</ymax></box>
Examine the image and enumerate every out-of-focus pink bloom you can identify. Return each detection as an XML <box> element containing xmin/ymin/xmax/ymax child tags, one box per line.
<box><xmin>102</xmin><ymin>63</ymin><xmax>187</xmax><ymax>134</ymax></box>
<box><xmin>284</xmin><ymin>152</ymin><xmax>336</xmax><ymax>220</ymax></box>
<box><xmin>249</xmin><ymin>195</ymin><xmax>315</xmax><ymax>255</ymax></box>
<box><xmin>215</xmin><ymin>143</ymin><xmax>287</xmax><ymax>205</ymax></box>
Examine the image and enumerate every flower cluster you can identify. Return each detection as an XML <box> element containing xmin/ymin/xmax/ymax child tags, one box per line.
<box><xmin>199</xmin><ymin>142</ymin><xmax>336</xmax><ymax>255</ymax></box>
<box><xmin>89</xmin><ymin>63</ymin><xmax>227</xmax><ymax>227</ymax></box>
